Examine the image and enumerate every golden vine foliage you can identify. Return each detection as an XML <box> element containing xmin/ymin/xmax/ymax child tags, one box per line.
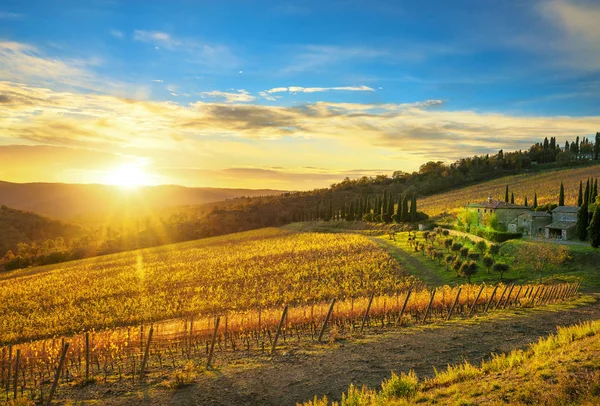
<box><xmin>0</xmin><ymin>228</ymin><xmax>414</xmax><ymax>345</ymax></box>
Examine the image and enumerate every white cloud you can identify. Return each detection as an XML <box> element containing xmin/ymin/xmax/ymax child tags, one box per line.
<box><xmin>0</xmin><ymin>12</ymin><xmax>22</xmax><ymax>19</ymax></box>
<box><xmin>266</xmin><ymin>87</ymin><xmax>289</xmax><ymax>94</ymax></box>
<box><xmin>259</xmin><ymin>91</ymin><xmax>277</xmax><ymax>101</ymax></box>
<box><xmin>0</xmin><ymin>41</ymin><xmax>144</xmax><ymax>96</ymax></box>
<box><xmin>133</xmin><ymin>30</ymin><xmax>239</xmax><ymax>69</ymax></box>
<box><xmin>537</xmin><ymin>0</ymin><xmax>600</xmax><ymax>70</ymax></box>
<box><xmin>2</xmin><ymin>80</ymin><xmax>599</xmax><ymax>165</ymax></box>
<box><xmin>110</xmin><ymin>29</ymin><xmax>124</xmax><ymax>39</ymax></box>
<box><xmin>134</xmin><ymin>30</ymin><xmax>180</xmax><ymax>48</ymax></box>
<box><xmin>200</xmin><ymin>89</ymin><xmax>256</xmax><ymax>103</ymax></box>
<box><xmin>265</xmin><ymin>85</ymin><xmax>375</xmax><ymax>94</ymax></box>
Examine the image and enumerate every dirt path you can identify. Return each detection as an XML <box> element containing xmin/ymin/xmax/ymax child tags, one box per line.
<box><xmin>94</xmin><ymin>295</ymin><xmax>600</xmax><ymax>406</ymax></box>
<box><xmin>370</xmin><ymin>237</ymin><xmax>444</xmax><ymax>287</ymax></box>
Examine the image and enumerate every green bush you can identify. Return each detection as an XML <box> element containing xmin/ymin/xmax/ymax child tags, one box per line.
<box><xmin>473</xmin><ymin>229</ymin><xmax>522</xmax><ymax>242</ymax></box>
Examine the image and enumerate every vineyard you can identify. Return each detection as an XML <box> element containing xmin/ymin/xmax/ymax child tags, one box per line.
<box><xmin>0</xmin><ymin>228</ymin><xmax>416</xmax><ymax>345</ymax></box>
<box><xmin>419</xmin><ymin>164</ymin><xmax>600</xmax><ymax>216</ymax></box>
<box><xmin>0</xmin><ymin>281</ymin><xmax>579</xmax><ymax>403</ymax></box>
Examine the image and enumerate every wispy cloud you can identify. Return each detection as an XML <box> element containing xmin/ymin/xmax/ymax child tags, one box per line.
<box><xmin>538</xmin><ymin>0</ymin><xmax>600</xmax><ymax>70</ymax></box>
<box><xmin>200</xmin><ymin>89</ymin><xmax>255</xmax><ymax>103</ymax></box>
<box><xmin>1</xmin><ymin>80</ymin><xmax>598</xmax><ymax>165</ymax></box>
<box><xmin>0</xmin><ymin>41</ymin><xmax>146</xmax><ymax>97</ymax></box>
<box><xmin>266</xmin><ymin>85</ymin><xmax>374</xmax><ymax>94</ymax></box>
<box><xmin>133</xmin><ymin>30</ymin><xmax>239</xmax><ymax>69</ymax></box>
<box><xmin>0</xmin><ymin>12</ymin><xmax>23</xmax><ymax>19</ymax></box>
<box><xmin>133</xmin><ymin>30</ymin><xmax>180</xmax><ymax>49</ymax></box>
<box><xmin>109</xmin><ymin>29</ymin><xmax>124</xmax><ymax>39</ymax></box>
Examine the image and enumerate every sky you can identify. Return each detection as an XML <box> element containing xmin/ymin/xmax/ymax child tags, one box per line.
<box><xmin>0</xmin><ymin>0</ymin><xmax>599</xmax><ymax>190</ymax></box>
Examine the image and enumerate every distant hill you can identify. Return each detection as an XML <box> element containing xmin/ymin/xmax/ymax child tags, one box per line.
<box><xmin>0</xmin><ymin>205</ymin><xmax>81</xmax><ymax>256</ymax></box>
<box><xmin>419</xmin><ymin>165</ymin><xmax>600</xmax><ymax>216</ymax></box>
<box><xmin>0</xmin><ymin>181</ymin><xmax>286</xmax><ymax>222</ymax></box>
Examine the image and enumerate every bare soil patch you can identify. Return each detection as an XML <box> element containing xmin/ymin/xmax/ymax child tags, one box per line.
<box><xmin>70</xmin><ymin>295</ymin><xmax>600</xmax><ymax>406</ymax></box>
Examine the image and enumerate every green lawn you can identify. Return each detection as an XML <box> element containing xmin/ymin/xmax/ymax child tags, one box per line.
<box><xmin>377</xmin><ymin>231</ymin><xmax>600</xmax><ymax>290</ymax></box>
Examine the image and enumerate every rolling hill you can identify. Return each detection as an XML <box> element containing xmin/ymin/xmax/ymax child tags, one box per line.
<box><xmin>0</xmin><ymin>181</ymin><xmax>286</xmax><ymax>222</ymax></box>
<box><xmin>0</xmin><ymin>205</ymin><xmax>81</xmax><ymax>257</ymax></box>
<box><xmin>419</xmin><ymin>164</ymin><xmax>600</xmax><ymax>216</ymax></box>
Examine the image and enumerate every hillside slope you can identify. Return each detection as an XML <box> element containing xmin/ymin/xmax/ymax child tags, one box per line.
<box><xmin>419</xmin><ymin>164</ymin><xmax>600</xmax><ymax>216</ymax></box>
<box><xmin>0</xmin><ymin>205</ymin><xmax>81</xmax><ymax>256</ymax></box>
<box><xmin>0</xmin><ymin>181</ymin><xmax>286</xmax><ymax>221</ymax></box>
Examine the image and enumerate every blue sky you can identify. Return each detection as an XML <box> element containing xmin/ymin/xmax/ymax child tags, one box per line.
<box><xmin>0</xmin><ymin>0</ymin><xmax>599</xmax><ymax>189</ymax></box>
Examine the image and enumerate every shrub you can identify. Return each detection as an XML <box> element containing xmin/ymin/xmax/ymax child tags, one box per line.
<box><xmin>378</xmin><ymin>371</ymin><xmax>419</xmax><ymax>401</ymax></box>
<box><xmin>467</xmin><ymin>252</ymin><xmax>480</xmax><ymax>261</ymax></box>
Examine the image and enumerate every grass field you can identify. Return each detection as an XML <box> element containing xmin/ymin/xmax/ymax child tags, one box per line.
<box><xmin>376</xmin><ymin>231</ymin><xmax>600</xmax><ymax>289</ymax></box>
<box><xmin>419</xmin><ymin>164</ymin><xmax>600</xmax><ymax>216</ymax></box>
<box><xmin>0</xmin><ymin>228</ymin><xmax>414</xmax><ymax>345</ymax></box>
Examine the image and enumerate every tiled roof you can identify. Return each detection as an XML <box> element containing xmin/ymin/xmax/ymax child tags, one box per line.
<box><xmin>551</xmin><ymin>206</ymin><xmax>579</xmax><ymax>213</ymax></box>
<box><xmin>466</xmin><ymin>199</ymin><xmax>528</xmax><ymax>209</ymax></box>
<box><xmin>545</xmin><ymin>221</ymin><xmax>576</xmax><ymax>230</ymax></box>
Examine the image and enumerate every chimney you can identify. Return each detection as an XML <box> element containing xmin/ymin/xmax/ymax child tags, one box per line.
<box><xmin>488</xmin><ymin>196</ymin><xmax>493</xmax><ymax>203</ymax></box>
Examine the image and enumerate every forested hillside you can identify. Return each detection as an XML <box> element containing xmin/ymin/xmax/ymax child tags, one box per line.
<box><xmin>0</xmin><ymin>205</ymin><xmax>81</xmax><ymax>260</ymax></box>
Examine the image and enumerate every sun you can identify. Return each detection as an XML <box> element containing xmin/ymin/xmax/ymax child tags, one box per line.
<box><xmin>105</xmin><ymin>164</ymin><xmax>150</xmax><ymax>188</ymax></box>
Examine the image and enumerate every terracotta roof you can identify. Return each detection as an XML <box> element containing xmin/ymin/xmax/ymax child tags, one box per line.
<box><xmin>466</xmin><ymin>199</ymin><xmax>528</xmax><ymax>209</ymax></box>
<box><xmin>545</xmin><ymin>221</ymin><xmax>577</xmax><ymax>230</ymax></box>
<box><xmin>551</xmin><ymin>206</ymin><xmax>579</xmax><ymax>213</ymax></box>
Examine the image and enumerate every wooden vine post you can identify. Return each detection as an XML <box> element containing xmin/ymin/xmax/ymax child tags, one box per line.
<box><xmin>484</xmin><ymin>285</ymin><xmax>499</xmax><ymax>313</ymax></box>
<box><xmin>318</xmin><ymin>299</ymin><xmax>336</xmax><ymax>343</ymax></box>
<box><xmin>468</xmin><ymin>285</ymin><xmax>485</xmax><ymax>316</ymax></box>
<box><xmin>85</xmin><ymin>332</ymin><xmax>90</xmax><ymax>382</ymax></box>
<box><xmin>500</xmin><ymin>284</ymin><xmax>515</xmax><ymax>309</ymax></box>
<box><xmin>395</xmin><ymin>289</ymin><xmax>412</xmax><ymax>326</ymax></box>
<box><xmin>422</xmin><ymin>289</ymin><xmax>436</xmax><ymax>323</ymax></box>
<box><xmin>494</xmin><ymin>284</ymin><xmax>510</xmax><ymax>311</ymax></box>
<box><xmin>360</xmin><ymin>293</ymin><xmax>375</xmax><ymax>333</ymax></box>
<box><xmin>446</xmin><ymin>288</ymin><xmax>462</xmax><ymax>321</ymax></box>
<box><xmin>46</xmin><ymin>342</ymin><xmax>69</xmax><ymax>406</ymax></box>
<box><xmin>13</xmin><ymin>349</ymin><xmax>20</xmax><ymax>400</ymax></box>
<box><xmin>6</xmin><ymin>345</ymin><xmax>12</xmax><ymax>401</ymax></box>
<box><xmin>271</xmin><ymin>305</ymin><xmax>288</xmax><ymax>354</ymax></box>
<box><xmin>140</xmin><ymin>325</ymin><xmax>154</xmax><ymax>377</ymax></box>
<box><xmin>206</xmin><ymin>316</ymin><xmax>220</xmax><ymax>370</ymax></box>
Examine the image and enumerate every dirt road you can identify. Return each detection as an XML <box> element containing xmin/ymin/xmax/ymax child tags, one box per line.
<box><xmin>91</xmin><ymin>295</ymin><xmax>600</xmax><ymax>406</ymax></box>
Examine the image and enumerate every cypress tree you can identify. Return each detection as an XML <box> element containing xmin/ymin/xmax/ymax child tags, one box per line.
<box><xmin>533</xmin><ymin>192</ymin><xmax>538</xmax><ymax>208</ymax></box>
<box><xmin>402</xmin><ymin>193</ymin><xmax>409</xmax><ymax>222</ymax></box>
<box><xmin>524</xmin><ymin>196</ymin><xmax>528</xmax><ymax>207</ymax></box>
<box><xmin>559</xmin><ymin>182</ymin><xmax>565</xmax><ymax>206</ymax></box>
<box><xmin>410</xmin><ymin>193</ymin><xmax>417</xmax><ymax>222</ymax></box>
<box><xmin>594</xmin><ymin>179</ymin><xmax>598</xmax><ymax>202</ymax></box>
<box><xmin>510</xmin><ymin>192</ymin><xmax>514</xmax><ymax>204</ymax></box>
<box><xmin>595</xmin><ymin>132</ymin><xmax>600</xmax><ymax>160</ymax></box>
<box><xmin>589</xmin><ymin>206</ymin><xmax>600</xmax><ymax>248</ymax></box>
<box><xmin>505</xmin><ymin>185</ymin><xmax>509</xmax><ymax>203</ymax></box>
<box><xmin>578</xmin><ymin>180</ymin><xmax>583</xmax><ymax>206</ymax></box>
<box><xmin>382</xmin><ymin>190</ymin><xmax>388</xmax><ymax>216</ymax></box>
<box><xmin>585</xmin><ymin>179</ymin><xmax>591</xmax><ymax>208</ymax></box>
<box><xmin>577</xmin><ymin>206</ymin><xmax>589</xmax><ymax>241</ymax></box>
<box><xmin>396</xmin><ymin>195</ymin><xmax>402</xmax><ymax>222</ymax></box>
<box><xmin>347</xmin><ymin>202</ymin><xmax>355</xmax><ymax>221</ymax></box>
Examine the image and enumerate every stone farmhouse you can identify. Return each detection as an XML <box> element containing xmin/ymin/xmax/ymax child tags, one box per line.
<box><xmin>465</xmin><ymin>198</ymin><xmax>529</xmax><ymax>228</ymax></box>
<box><xmin>517</xmin><ymin>211</ymin><xmax>552</xmax><ymax>237</ymax></box>
<box><xmin>465</xmin><ymin>197</ymin><xmax>580</xmax><ymax>240</ymax></box>
<box><xmin>545</xmin><ymin>206</ymin><xmax>579</xmax><ymax>240</ymax></box>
